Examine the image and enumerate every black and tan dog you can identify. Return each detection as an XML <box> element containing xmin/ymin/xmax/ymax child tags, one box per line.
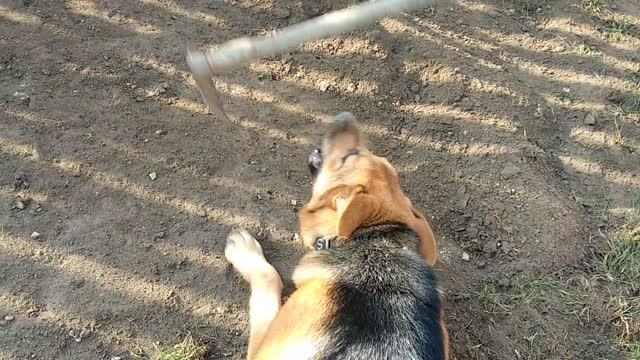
<box><xmin>225</xmin><ymin>113</ymin><xmax>449</xmax><ymax>359</ymax></box>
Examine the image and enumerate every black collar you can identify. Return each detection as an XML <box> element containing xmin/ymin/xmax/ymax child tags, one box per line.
<box><xmin>312</xmin><ymin>222</ymin><xmax>412</xmax><ymax>251</ymax></box>
<box><xmin>314</xmin><ymin>236</ymin><xmax>336</xmax><ymax>251</ymax></box>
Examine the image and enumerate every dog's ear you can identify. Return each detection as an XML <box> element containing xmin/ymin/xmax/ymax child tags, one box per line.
<box><xmin>304</xmin><ymin>184</ymin><xmax>381</xmax><ymax>237</ymax></box>
<box><xmin>335</xmin><ymin>185</ymin><xmax>382</xmax><ymax>237</ymax></box>
<box><xmin>409</xmin><ymin>207</ymin><xmax>437</xmax><ymax>266</ymax></box>
<box><xmin>302</xmin><ymin>184</ymin><xmax>438</xmax><ymax>266</ymax></box>
<box><xmin>304</xmin><ymin>184</ymin><xmax>350</xmax><ymax>212</ymax></box>
<box><xmin>298</xmin><ymin>184</ymin><xmax>354</xmax><ymax>248</ymax></box>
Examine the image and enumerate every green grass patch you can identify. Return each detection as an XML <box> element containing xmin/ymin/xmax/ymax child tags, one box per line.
<box><xmin>601</xmin><ymin>200</ymin><xmax>640</xmax><ymax>356</ymax></box>
<box><xmin>603</xmin><ymin>207</ymin><xmax>640</xmax><ymax>286</ymax></box>
<box><xmin>624</xmin><ymin>340</ymin><xmax>640</xmax><ymax>359</ymax></box>
<box><xmin>621</xmin><ymin>97</ymin><xmax>640</xmax><ymax>114</ymax></box>
<box><xmin>573</xmin><ymin>42</ymin><xmax>596</xmax><ymax>57</ymax></box>
<box><xmin>156</xmin><ymin>334</ymin><xmax>208</xmax><ymax>360</ymax></box>
<box><xmin>597</xmin><ymin>17</ymin><xmax>633</xmax><ymax>41</ymax></box>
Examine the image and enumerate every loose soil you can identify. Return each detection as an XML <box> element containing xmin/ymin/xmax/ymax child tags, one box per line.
<box><xmin>1</xmin><ymin>0</ymin><xmax>639</xmax><ymax>359</ymax></box>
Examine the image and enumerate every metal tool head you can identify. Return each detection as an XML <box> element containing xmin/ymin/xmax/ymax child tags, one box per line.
<box><xmin>186</xmin><ymin>47</ymin><xmax>229</xmax><ymax>120</ymax></box>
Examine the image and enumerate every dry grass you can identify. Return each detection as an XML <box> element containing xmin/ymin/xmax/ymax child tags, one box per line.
<box><xmin>155</xmin><ymin>334</ymin><xmax>208</xmax><ymax>360</ymax></box>
<box><xmin>601</xmin><ymin>199</ymin><xmax>640</xmax><ymax>357</ymax></box>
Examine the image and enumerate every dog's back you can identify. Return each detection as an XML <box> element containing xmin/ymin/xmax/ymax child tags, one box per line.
<box><xmin>312</xmin><ymin>224</ymin><xmax>444</xmax><ymax>360</ymax></box>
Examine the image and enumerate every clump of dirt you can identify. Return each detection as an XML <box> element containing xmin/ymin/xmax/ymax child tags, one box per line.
<box><xmin>1</xmin><ymin>0</ymin><xmax>638</xmax><ymax>359</ymax></box>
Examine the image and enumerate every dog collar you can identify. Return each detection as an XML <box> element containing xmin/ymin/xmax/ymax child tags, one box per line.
<box><xmin>312</xmin><ymin>223</ymin><xmax>409</xmax><ymax>251</ymax></box>
<box><xmin>314</xmin><ymin>237</ymin><xmax>334</xmax><ymax>251</ymax></box>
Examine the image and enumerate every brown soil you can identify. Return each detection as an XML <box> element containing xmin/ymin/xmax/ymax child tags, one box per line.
<box><xmin>1</xmin><ymin>0</ymin><xmax>639</xmax><ymax>359</ymax></box>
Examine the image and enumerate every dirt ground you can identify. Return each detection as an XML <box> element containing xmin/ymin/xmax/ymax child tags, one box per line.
<box><xmin>1</xmin><ymin>0</ymin><xmax>639</xmax><ymax>359</ymax></box>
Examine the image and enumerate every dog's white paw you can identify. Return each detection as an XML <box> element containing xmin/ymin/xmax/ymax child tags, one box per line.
<box><xmin>225</xmin><ymin>228</ymin><xmax>268</xmax><ymax>281</ymax></box>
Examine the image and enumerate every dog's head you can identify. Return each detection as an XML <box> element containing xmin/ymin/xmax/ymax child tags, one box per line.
<box><xmin>298</xmin><ymin>113</ymin><xmax>437</xmax><ymax>266</ymax></box>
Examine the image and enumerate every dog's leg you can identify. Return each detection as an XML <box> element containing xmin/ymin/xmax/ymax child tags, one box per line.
<box><xmin>226</xmin><ymin>229</ymin><xmax>283</xmax><ymax>359</ymax></box>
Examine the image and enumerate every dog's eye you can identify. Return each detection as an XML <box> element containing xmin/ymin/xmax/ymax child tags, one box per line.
<box><xmin>339</xmin><ymin>148</ymin><xmax>360</xmax><ymax>165</ymax></box>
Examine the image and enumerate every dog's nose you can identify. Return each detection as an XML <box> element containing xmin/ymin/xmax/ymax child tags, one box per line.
<box><xmin>308</xmin><ymin>148</ymin><xmax>323</xmax><ymax>178</ymax></box>
<box><xmin>324</xmin><ymin>112</ymin><xmax>364</xmax><ymax>152</ymax></box>
<box><xmin>328</xmin><ymin>112</ymin><xmax>359</xmax><ymax>138</ymax></box>
<box><xmin>308</xmin><ymin>148</ymin><xmax>323</xmax><ymax>169</ymax></box>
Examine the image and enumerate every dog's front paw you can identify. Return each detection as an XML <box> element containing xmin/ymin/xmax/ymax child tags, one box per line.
<box><xmin>225</xmin><ymin>228</ymin><xmax>268</xmax><ymax>281</ymax></box>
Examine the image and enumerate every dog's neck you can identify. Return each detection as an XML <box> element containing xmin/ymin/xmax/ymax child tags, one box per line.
<box><xmin>313</xmin><ymin>222</ymin><xmax>418</xmax><ymax>251</ymax></box>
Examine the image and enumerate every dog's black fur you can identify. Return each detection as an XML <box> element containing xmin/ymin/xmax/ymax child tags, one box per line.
<box><xmin>311</xmin><ymin>224</ymin><xmax>444</xmax><ymax>360</ymax></box>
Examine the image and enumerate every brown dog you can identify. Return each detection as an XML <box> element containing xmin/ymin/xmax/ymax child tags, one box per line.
<box><xmin>225</xmin><ymin>113</ymin><xmax>448</xmax><ymax>359</ymax></box>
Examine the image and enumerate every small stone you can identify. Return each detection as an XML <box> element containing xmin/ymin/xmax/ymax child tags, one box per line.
<box><xmin>291</xmin><ymin>199</ymin><xmax>297</xmax><ymax>206</ymax></box>
<box><xmin>318</xmin><ymin>80</ymin><xmax>330</xmax><ymax>92</ymax></box>
<box><xmin>197</xmin><ymin>210</ymin><xmax>207</xmax><ymax>217</ymax></box>
<box><xmin>414</xmin><ymin>94</ymin><xmax>421</xmax><ymax>102</ymax></box>
<box><xmin>346</xmin><ymin>83</ymin><xmax>357</xmax><ymax>93</ymax></box>
<box><xmin>461</xmin><ymin>252</ymin><xmax>470</xmax><ymax>261</ymax></box>
<box><xmin>498</xmin><ymin>278</ymin><xmax>510</xmax><ymax>287</ymax></box>
<box><xmin>467</xmin><ymin>225</ymin><xmax>480</xmax><ymax>239</ymax></box>
<box><xmin>500</xmin><ymin>164</ymin><xmax>520</xmax><ymax>179</ymax></box>
<box><xmin>4</xmin><ymin>315</ymin><xmax>14</xmax><ymax>321</ymax></box>
<box><xmin>457</xmin><ymin>195</ymin><xmax>471</xmax><ymax>209</ymax></box>
<box><xmin>583</xmin><ymin>113</ymin><xmax>596</xmax><ymax>125</ymax></box>
<box><xmin>410</xmin><ymin>84</ymin><xmax>420</xmax><ymax>93</ymax></box>
<box><xmin>273</xmin><ymin>7</ymin><xmax>290</xmax><ymax>19</ymax></box>
<box><xmin>482</xmin><ymin>240</ymin><xmax>498</xmax><ymax>254</ymax></box>
<box><xmin>15</xmin><ymin>199</ymin><xmax>27</xmax><ymax>210</ymax></box>
<box><xmin>171</xmin><ymin>15</ymin><xmax>178</xmax><ymax>20</ymax></box>
<box><xmin>433</xmin><ymin>143</ymin><xmax>444</xmax><ymax>151</ymax></box>
<box><xmin>148</xmin><ymin>172</ymin><xmax>157</xmax><ymax>180</ymax></box>
<box><xmin>154</xmin><ymin>129</ymin><xmax>166</xmax><ymax>135</ymax></box>
<box><xmin>30</xmin><ymin>231</ymin><xmax>41</xmax><ymax>240</ymax></box>
<box><xmin>161</xmin><ymin>82</ymin><xmax>170</xmax><ymax>89</ymax></box>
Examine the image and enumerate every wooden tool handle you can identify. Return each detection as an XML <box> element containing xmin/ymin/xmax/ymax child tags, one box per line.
<box><xmin>202</xmin><ymin>0</ymin><xmax>443</xmax><ymax>74</ymax></box>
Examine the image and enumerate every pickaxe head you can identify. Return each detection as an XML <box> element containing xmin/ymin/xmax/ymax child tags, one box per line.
<box><xmin>186</xmin><ymin>47</ymin><xmax>229</xmax><ymax>120</ymax></box>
